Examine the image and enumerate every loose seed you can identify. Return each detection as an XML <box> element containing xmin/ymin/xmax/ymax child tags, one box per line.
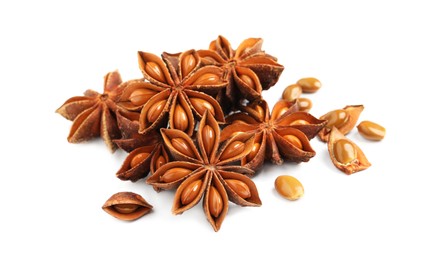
<box><xmin>297</xmin><ymin>97</ymin><xmax>312</xmax><ymax>112</ymax></box>
<box><xmin>357</xmin><ymin>120</ymin><xmax>386</xmax><ymax>141</ymax></box>
<box><xmin>282</xmin><ymin>84</ymin><xmax>302</xmax><ymax>101</ymax></box>
<box><xmin>274</xmin><ymin>175</ymin><xmax>304</xmax><ymax>201</ymax></box>
<box><xmin>297</xmin><ymin>77</ymin><xmax>321</xmax><ymax>93</ymax></box>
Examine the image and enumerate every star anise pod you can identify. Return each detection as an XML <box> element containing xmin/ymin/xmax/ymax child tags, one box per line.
<box><xmin>146</xmin><ymin>111</ymin><xmax>261</xmax><ymax>231</ymax></box>
<box><xmin>136</xmin><ymin>49</ymin><xmax>228</xmax><ymax>136</ymax></box>
<box><xmin>56</xmin><ymin>71</ymin><xmax>131</xmax><ymax>151</ymax></box>
<box><xmin>198</xmin><ymin>35</ymin><xmax>284</xmax><ymax>105</ymax></box>
<box><xmin>221</xmin><ymin>99</ymin><xmax>327</xmax><ymax>171</ymax></box>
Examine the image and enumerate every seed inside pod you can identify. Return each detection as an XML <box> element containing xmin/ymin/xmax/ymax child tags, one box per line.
<box><xmin>297</xmin><ymin>97</ymin><xmax>312</xmax><ymax>112</ymax></box>
<box><xmin>246</xmin><ymin>142</ymin><xmax>260</xmax><ymax>162</ymax></box>
<box><xmin>250</xmin><ymin>104</ymin><xmax>265</xmax><ymax>121</ymax></box>
<box><xmin>333</xmin><ymin>139</ymin><xmax>357</xmax><ymax>164</ymax></box>
<box><xmin>155</xmin><ymin>155</ymin><xmax>166</xmax><ymax>170</ymax></box>
<box><xmin>171</xmin><ymin>138</ymin><xmax>195</xmax><ymax>157</ymax></box>
<box><xmin>296</xmin><ymin>77</ymin><xmax>321</xmax><ymax>93</ymax></box>
<box><xmin>129</xmin><ymin>89</ymin><xmax>157</xmax><ymax>106</ymax></box>
<box><xmin>113</xmin><ymin>204</ymin><xmax>140</xmax><ymax>214</ymax></box>
<box><xmin>208</xmin><ymin>186</ymin><xmax>223</xmax><ymax>218</ymax></box>
<box><xmin>226</xmin><ymin>179</ymin><xmax>251</xmax><ymax>199</ymax></box>
<box><xmin>220</xmin><ymin>141</ymin><xmax>245</xmax><ymax>160</ymax></box>
<box><xmin>282</xmin><ymin>135</ymin><xmax>303</xmax><ymax>149</ymax></box>
<box><xmin>130</xmin><ymin>152</ymin><xmax>150</xmax><ymax>168</ymax></box>
<box><xmin>147</xmin><ymin>99</ymin><xmax>167</xmax><ymax>123</ymax></box>
<box><xmin>274</xmin><ymin>175</ymin><xmax>304</xmax><ymax>201</ymax></box>
<box><xmin>239</xmin><ymin>74</ymin><xmax>256</xmax><ymax>90</ymax></box>
<box><xmin>282</xmin><ymin>84</ymin><xmax>302</xmax><ymax>101</ymax></box>
<box><xmin>271</xmin><ymin>100</ymin><xmax>293</xmax><ymax>120</ymax></box>
<box><xmin>323</xmin><ymin>109</ymin><xmax>349</xmax><ymax>130</ymax></box>
<box><xmin>181</xmin><ymin>54</ymin><xmax>196</xmax><ymax>78</ymax></box>
<box><xmin>289</xmin><ymin>119</ymin><xmax>309</xmax><ymax>126</ymax></box>
<box><xmin>160</xmin><ymin>167</ymin><xmax>193</xmax><ymax>183</ymax></box>
<box><xmin>174</xmin><ymin>104</ymin><xmax>189</xmax><ymax>132</ymax></box>
<box><xmin>202</xmin><ymin>125</ymin><xmax>215</xmax><ymax>156</ymax></box>
<box><xmin>102</xmin><ymin>192</ymin><xmax>153</xmax><ymax>221</ymax></box>
<box><xmin>193</xmin><ymin>73</ymin><xmax>220</xmax><ymax>85</ymax></box>
<box><xmin>145</xmin><ymin>61</ymin><xmax>166</xmax><ymax>83</ymax></box>
<box><xmin>190</xmin><ymin>98</ymin><xmax>216</xmax><ymax>116</ymax></box>
<box><xmin>181</xmin><ymin>179</ymin><xmax>203</xmax><ymax>205</ymax></box>
<box><xmin>357</xmin><ymin>120</ymin><xmax>386</xmax><ymax>141</ymax></box>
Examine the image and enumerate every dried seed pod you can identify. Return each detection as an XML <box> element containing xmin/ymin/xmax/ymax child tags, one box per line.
<box><xmin>208</xmin><ymin>186</ymin><xmax>224</xmax><ymax>218</ymax></box>
<box><xmin>181</xmin><ymin>53</ymin><xmax>197</xmax><ymax>78</ymax></box>
<box><xmin>328</xmin><ymin>127</ymin><xmax>371</xmax><ymax>174</ymax></box>
<box><xmin>102</xmin><ymin>192</ymin><xmax>153</xmax><ymax>221</ymax></box>
<box><xmin>116</xmin><ymin>145</ymin><xmax>156</xmax><ymax>182</ymax></box>
<box><xmin>274</xmin><ymin>128</ymin><xmax>316</xmax><ymax>162</ymax></box>
<box><xmin>189</xmin><ymin>97</ymin><xmax>216</xmax><ymax>116</ymax></box>
<box><xmin>130</xmin><ymin>152</ymin><xmax>150</xmax><ymax>168</ymax></box>
<box><xmin>297</xmin><ymin>97</ymin><xmax>312</xmax><ymax>112</ymax></box>
<box><xmin>270</xmin><ymin>100</ymin><xmax>296</xmax><ymax>121</ymax></box>
<box><xmin>282</xmin><ymin>84</ymin><xmax>302</xmax><ymax>101</ymax></box>
<box><xmin>282</xmin><ymin>135</ymin><xmax>303</xmax><ymax>150</ymax></box>
<box><xmin>318</xmin><ymin>105</ymin><xmax>364</xmax><ymax>142</ymax></box>
<box><xmin>160</xmin><ymin>128</ymin><xmax>202</xmax><ymax>163</ymax></box>
<box><xmin>172</xmin><ymin>138</ymin><xmax>195</xmax><ymax>158</ymax></box>
<box><xmin>296</xmin><ymin>77</ymin><xmax>321</xmax><ymax>93</ymax></box>
<box><xmin>357</xmin><ymin>120</ymin><xmax>386</xmax><ymax>141</ymax></box>
<box><xmin>220</xmin><ymin>141</ymin><xmax>245</xmax><ymax>161</ymax></box>
<box><xmin>234</xmin><ymin>67</ymin><xmax>262</xmax><ymax>100</ymax></box>
<box><xmin>161</xmin><ymin>167</ymin><xmax>193</xmax><ymax>183</ymax></box>
<box><xmin>274</xmin><ymin>175</ymin><xmax>304</xmax><ymax>201</ymax></box>
<box><xmin>225</xmin><ymin>179</ymin><xmax>251</xmax><ymax>199</ymax></box>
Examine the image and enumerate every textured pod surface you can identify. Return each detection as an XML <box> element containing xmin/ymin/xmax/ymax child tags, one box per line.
<box><xmin>328</xmin><ymin>127</ymin><xmax>371</xmax><ymax>174</ymax></box>
<box><xmin>116</xmin><ymin>145</ymin><xmax>156</xmax><ymax>182</ymax></box>
<box><xmin>102</xmin><ymin>192</ymin><xmax>153</xmax><ymax>221</ymax></box>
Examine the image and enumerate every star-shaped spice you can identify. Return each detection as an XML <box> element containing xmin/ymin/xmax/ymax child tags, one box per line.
<box><xmin>146</xmin><ymin>111</ymin><xmax>261</xmax><ymax>231</ymax></box>
<box><xmin>221</xmin><ymin>99</ymin><xmax>327</xmax><ymax>170</ymax></box>
<box><xmin>198</xmin><ymin>35</ymin><xmax>284</xmax><ymax>106</ymax></box>
<box><xmin>56</xmin><ymin>71</ymin><xmax>131</xmax><ymax>151</ymax></box>
<box><xmin>136</xmin><ymin>50</ymin><xmax>228</xmax><ymax>136</ymax></box>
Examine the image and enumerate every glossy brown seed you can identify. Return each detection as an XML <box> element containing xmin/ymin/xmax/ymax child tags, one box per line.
<box><xmin>145</xmin><ymin>61</ymin><xmax>166</xmax><ymax>83</ymax></box>
<box><xmin>208</xmin><ymin>186</ymin><xmax>223</xmax><ymax>218</ymax></box>
<box><xmin>334</xmin><ymin>139</ymin><xmax>357</xmax><ymax>164</ymax></box>
<box><xmin>297</xmin><ymin>97</ymin><xmax>312</xmax><ymax>112</ymax></box>
<box><xmin>113</xmin><ymin>204</ymin><xmax>140</xmax><ymax>214</ymax></box>
<box><xmin>174</xmin><ymin>104</ymin><xmax>189</xmax><ymax>131</ymax></box>
<box><xmin>246</xmin><ymin>142</ymin><xmax>260</xmax><ymax>162</ymax></box>
<box><xmin>155</xmin><ymin>155</ymin><xmax>166</xmax><ymax>170</ymax></box>
<box><xmin>239</xmin><ymin>74</ymin><xmax>255</xmax><ymax>89</ymax></box>
<box><xmin>323</xmin><ymin>109</ymin><xmax>349</xmax><ymax>130</ymax></box>
<box><xmin>130</xmin><ymin>152</ymin><xmax>150</xmax><ymax>168</ymax></box>
<box><xmin>181</xmin><ymin>54</ymin><xmax>196</xmax><ymax>78</ymax></box>
<box><xmin>297</xmin><ymin>77</ymin><xmax>321</xmax><ymax>93</ymax></box>
<box><xmin>274</xmin><ymin>175</ymin><xmax>304</xmax><ymax>201</ymax></box>
<box><xmin>171</xmin><ymin>138</ymin><xmax>195</xmax><ymax>157</ymax></box>
<box><xmin>181</xmin><ymin>179</ymin><xmax>203</xmax><ymax>205</ymax></box>
<box><xmin>202</xmin><ymin>125</ymin><xmax>215</xmax><ymax>156</ymax></box>
<box><xmin>289</xmin><ymin>119</ymin><xmax>309</xmax><ymax>126</ymax></box>
<box><xmin>129</xmin><ymin>89</ymin><xmax>157</xmax><ymax>106</ymax></box>
<box><xmin>226</xmin><ymin>179</ymin><xmax>251</xmax><ymax>199</ymax></box>
<box><xmin>271</xmin><ymin>100</ymin><xmax>292</xmax><ymax>120</ymax></box>
<box><xmin>193</xmin><ymin>73</ymin><xmax>220</xmax><ymax>85</ymax></box>
<box><xmin>190</xmin><ymin>98</ymin><xmax>216</xmax><ymax>116</ymax></box>
<box><xmin>160</xmin><ymin>167</ymin><xmax>192</xmax><ymax>183</ymax></box>
<box><xmin>147</xmin><ymin>99</ymin><xmax>167</xmax><ymax>123</ymax></box>
<box><xmin>220</xmin><ymin>141</ymin><xmax>245</xmax><ymax>160</ymax></box>
<box><xmin>282</xmin><ymin>135</ymin><xmax>303</xmax><ymax>150</ymax></box>
<box><xmin>357</xmin><ymin>121</ymin><xmax>386</xmax><ymax>141</ymax></box>
<box><xmin>253</xmin><ymin>104</ymin><xmax>265</xmax><ymax>121</ymax></box>
<box><xmin>282</xmin><ymin>84</ymin><xmax>302</xmax><ymax>101</ymax></box>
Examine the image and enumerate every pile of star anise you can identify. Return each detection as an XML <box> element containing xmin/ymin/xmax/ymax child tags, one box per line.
<box><xmin>57</xmin><ymin>36</ymin><xmax>328</xmax><ymax>231</ymax></box>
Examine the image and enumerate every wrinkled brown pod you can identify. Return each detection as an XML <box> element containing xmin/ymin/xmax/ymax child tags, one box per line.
<box><xmin>102</xmin><ymin>192</ymin><xmax>153</xmax><ymax>221</ymax></box>
<box><xmin>116</xmin><ymin>145</ymin><xmax>157</xmax><ymax>182</ymax></box>
<box><xmin>318</xmin><ymin>105</ymin><xmax>364</xmax><ymax>142</ymax></box>
<box><xmin>328</xmin><ymin>127</ymin><xmax>371</xmax><ymax>174</ymax></box>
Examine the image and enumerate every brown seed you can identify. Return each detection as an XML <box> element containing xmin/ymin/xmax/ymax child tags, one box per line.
<box><xmin>334</xmin><ymin>139</ymin><xmax>357</xmax><ymax>164</ymax></box>
<box><xmin>174</xmin><ymin>104</ymin><xmax>189</xmax><ymax>132</ymax></box>
<box><xmin>155</xmin><ymin>155</ymin><xmax>166</xmax><ymax>170</ymax></box>
<box><xmin>282</xmin><ymin>84</ymin><xmax>302</xmax><ymax>101</ymax></box>
<box><xmin>239</xmin><ymin>74</ymin><xmax>256</xmax><ymax>89</ymax></box>
<box><xmin>297</xmin><ymin>77</ymin><xmax>321</xmax><ymax>93</ymax></box>
<box><xmin>220</xmin><ymin>141</ymin><xmax>245</xmax><ymax>160</ymax></box>
<box><xmin>289</xmin><ymin>119</ymin><xmax>309</xmax><ymax>126</ymax></box>
<box><xmin>282</xmin><ymin>135</ymin><xmax>303</xmax><ymax>150</ymax></box>
<box><xmin>160</xmin><ymin>167</ymin><xmax>192</xmax><ymax>183</ymax></box>
<box><xmin>252</xmin><ymin>104</ymin><xmax>265</xmax><ymax>121</ymax></box>
<box><xmin>147</xmin><ymin>99</ymin><xmax>166</xmax><ymax>123</ymax></box>
<box><xmin>129</xmin><ymin>89</ymin><xmax>157</xmax><ymax>106</ymax></box>
<box><xmin>145</xmin><ymin>61</ymin><xmax>166</xmax><ymax>83</ymax></box>
<box><xmin>274</xmin><ymin>175</ymin><xmax>304</xmax><ymax>201</ymax></box>
<box><xmin>208</xmin><ymin>186</ymin><xmax>223</xmax><ymax>218</ymax></box>
<box><xmin>202</xmin><ymin>125</ymin><xmax>215</xmax><ymax>156</ymax></box>
<box><xmin>271</xmin><ymin>100</ymin><xmax>292</xmax><ymax>120</ymax></box>
<box><xmin>323</xmin><ymin>109</ymin><xmax>349</xmax><ymax>130</ymax></box>
<box><xmin>181</xmin><ymin>179</ymin><xmax>203</xmax><ymax>205</ymax></box>
<box><xmin>226</xmin><ymin>179</ymin><xmax>251</xmax><ymax>199</ymax></box>
<box><xmin>181</xmin><ymin>54</ymin><xmax>196</xmax><ymax>78</ymax></box>
<box><xmin>190</xmin><ymin>98</ymin><xmax>216</xmax><ymax>116</ymax></box>
<box><xmin>113</xmin><ymin>204</ymin><xmax>140</xmax><ymax>214</ymax></box>
<box><xmin>171</xmin><ymin>138</ymin><xmax>195</xmax><ymax>157</ymax></box>
<box><xmin>246</xmin><ymin>142</ymin><xmax>260</xmax><ymax>162</ymax></box>
<box><xmin>357</xmin><ymin>121</ymin><xmax>386</xmax><ymax>141</ymax></box>
<box><xmin>193</xmin><ymin>73</ymin><xmax>220</xmax><ymax>85</ymax></box>
<box><xmin>297</xmin><ymin>97</ymin><xmax>313</xmax><ymax>112</ymax></box>
<box><xmin>130</xmin><ymin>152</ymin><xmax>150</xmax><ymax>168</ymax></box>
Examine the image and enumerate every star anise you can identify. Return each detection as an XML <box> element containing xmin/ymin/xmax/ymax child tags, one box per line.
<box><xmin>221</xmin><ymin>99</ymin><xmax>327</xmax><ymax>170</ymax></box>
<box><xmin>198</xmin><ymin>35</ymin><xmax>284</xmax><ymax>106</ymax></box>
<box><xmin>56</xmin><ymin>71</ymin><xmax>132</xmax><ymax>151</ymax></box>
<box><xmin>136</xmin><ymin>50</ymin><xmax>228</xmax><ymax>136</ymax></box>
<box><xmin>146</xmin><ymin>111</ymin><xmax>261</xmax><ymax>231</ymax></box>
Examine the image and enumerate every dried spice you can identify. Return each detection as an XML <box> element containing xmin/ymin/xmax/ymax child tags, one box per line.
<box><xmin>221</xmin><ymin>99</ymin><xmax>326</xmax><ymax>170</ymax></box>
<box><xmin>137</xmin><ymin>50</ymin><xmax>227</xmax><ymax>136</ymax></box>
<box><xmin>56</xmin><ymin>71</ymin><xmax>129</xmax><ymax>151</ymax></box>
<box><xmin>357</xmin><ymin>121</ymin><xmax>386</xmax><ymax>141</ymax></box>
<box><xmin>274</xmin><ymin>175</ymin><xmax>304</xmax><ymax>201</ymax></box>
<box><xmin>198</xmin><ymin>36</ymin><xmax>284</xmax><ymax>106</ymax></box>
<box><xmin>102</xmin><ymin>192</ymin><xmax>153</xmax><ymax>221</ymax></box>
<box><xmin>147</xmin><ymin>111</ymin><xmax>261</xmax><ymax>231</ymax></box>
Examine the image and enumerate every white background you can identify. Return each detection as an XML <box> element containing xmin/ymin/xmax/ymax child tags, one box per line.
<box><xmin>1</xmin><ymin>0</ymin><xmax>423</xmax><ymax>259</ymax></box>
